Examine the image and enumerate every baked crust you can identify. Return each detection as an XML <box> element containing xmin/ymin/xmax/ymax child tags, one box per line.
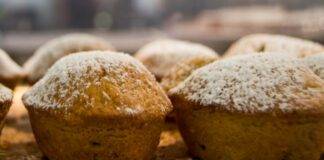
<box><xmin>135</xmin><ymin>39</ymin><xmax>218</xmax><ymax>80</ymax></box>
<box><xmin>22</xmin><ymin>51</ymin><xmax>172</xmax><ymax>160</ymax></box>
<box><xmin>161</xmin><ymin>55</ymin><xmax>218</xmax><ymax>121</ymax></box>
<box><xmin>224</xmin><ymin>34</ymin><xmax>324</xmax><ymax>58</ymax></box>
<box><xmin>0</xmin><ymin>49</ymin><xmax>24</xmax><ymax>88</ymax></box>
<box><xmin>23</xmin><ymin>33</ymin><xmax>115</xmax><ymax>84</ymax></box>
<box><xmin>0</xmin><ymin>84</ymin><xmax>13</xmax><ymax>133</ymax></box>
<box><xmin>170</xmin><ymin>53</ymin><xmax>324</xmax><ymax>160</ymax></box>
<box><xmin>173</xmin><ymin>96</ymin><xmax>324</xmax><ymax>160</ymax></box>
<box><xmin>161</xmin><ymin>55</ymin><xmax>218</xmax><ymax>92</ymax></box>
<box><xmin>304</xmin><ymin>52</ymin><xmax>324</xmax><ymax>79</ymax></box>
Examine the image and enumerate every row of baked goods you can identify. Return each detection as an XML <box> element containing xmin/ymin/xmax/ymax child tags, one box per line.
<box><xmin>0</xmin><ymin>33</ymin><xmax>323</xmax><ymax>160</ymax></box>
<box><xmin>1</xmin><ymin>33</ymin><xmax>323</xmax><ymax>89</ymax></box>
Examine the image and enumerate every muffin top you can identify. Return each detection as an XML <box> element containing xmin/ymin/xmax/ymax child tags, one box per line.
<box><xmin>135</xmin><ymin>39</ymin><xmax>218</xmax><ymax>79</ymax></box>
<box><xmin>0</xmin><ymin>49</ymin><xmax>23</xmax><ymax>80</ymax></box>
<box><xmin>303</xmin><ymin>52</ymin><xmax>324</xmax><ymax>79</ymax></box>
<box><xmin>161</xmin><ymin>55</ymin><xmax>218</xmax><ymax>92</ymax></box>
<box><xmin>0</xmin><ymin>84</ymin><xmax>13</xmax><ymax>105</ymax></box>
<box><xmin>225</xmin><ymin>34</ymin><xmax>324</xmax><ymax>58</ymax></box>
<box><xmin>170</xmin><ymin>53</ymin><xmax>324</xmax><ymax>113</ymax></box>
<box><xmin>23</xmin><ymin>51</ymin><xmax>172</xmax><ymax>119</ymax></box>
<box><xmin>23</xmin><ymin>33</ymin><xmax>115</xmax><ymax>84</ymax></box>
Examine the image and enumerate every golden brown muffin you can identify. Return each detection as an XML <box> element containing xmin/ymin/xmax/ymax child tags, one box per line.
<box><xmin>224</xmin><ymin>34</ymin><xmax>324</xmax><ymax>58</ymax></box>
<box><xmin>169</xmin><ymin>53</ymin><xmax>324</xmax><ymax>160</ymax></box>
<box><xmin>23</xmin><ymin>33</ymin><xmax>115</xmax><ymax>84</ymax></box>
<box><xmin>135</xmin><ymin>39</ymin><xmax>218</xmax><ymax>81</ymax></box>
<box><xmin>0</xmin><ymin>49</ymin><xmax>24</xmax><ymax>88</ymax></box>
<box><xmin>22</xmin><ymin>51</ymin><xmax>172</xmax><ymax>160</ymax></box>
<box><xmin>161</xmin><ymin>55</ymin><xmax>218</xmax><ymax>92</ymax></box>
<box><xmin>0</xmin><ymin>84</ymin><xmax>13</xmax><ymax>133</ymax></box>
<box><xmin>304</xmin><ymin>52</ymin><xmax>324</xmax><ymax>79</ymax></box>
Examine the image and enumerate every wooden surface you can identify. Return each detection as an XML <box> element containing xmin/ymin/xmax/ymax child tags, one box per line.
<box><xmin>0</xmin><ymin>86</ymin><xmax>191</xmax><ymax>160</ymax></box>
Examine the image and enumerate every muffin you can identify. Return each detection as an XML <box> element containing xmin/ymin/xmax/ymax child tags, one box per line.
<box><xmin>23</xmin><ymin>33</ymin><xmax>115</xmax><ymax>84</ymax></box>
<box><xmin>0</xmin><ymin>84</ymin><xmax>13</xmax><ymax>132</ymax></box>
<box><xmin>304</xmin><ymin>52</ymin><xmax>324</xmax><ymax>79</ymax></box>
<box><xmin>169</xmin><ymin>53</ymin><xmax>324</xmax><ymax>160</ymax></box>
<box><xmin>161</xmin><ymin>55</ymin><xmax>218</xmax><ymax>121</ymax></box>
<box><xmin>161</xmin><ymin>55</ymin><xmax>218</xmax><ymax>92</ymax></box>
<box><xmin>135</xmin><ymin>39</ymin><xmax>218</xmax><ymax>81</ymax></box>
<box><xmin>224</xmin><ymin>34</ymin><xmax>324</xmax><ymax>58</ymax></box>
<box><xmin>22</xmin><ymin>51</ymin><xmax>172</xmax><ymax>160</ymax></box>
<box><xmin>0</xmin><ymin>49</ymin><xmax>24</xmax><ymax>88</ymax></box>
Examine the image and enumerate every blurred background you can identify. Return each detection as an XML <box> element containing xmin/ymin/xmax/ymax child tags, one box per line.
<box><xmin>0</xmin><ymin>0</ymin><xmax>323</xmax><ymax>64</ymax></box>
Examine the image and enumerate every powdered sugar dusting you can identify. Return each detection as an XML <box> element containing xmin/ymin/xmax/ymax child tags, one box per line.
<box><xmin>135</xmin><ymin>39</ymin><xmax>218</xmax><ymax>78</ymax></box>
<box><xmin>161</xmin><ymin>55</ymin><xmax>218</xmax><ymax>92</ymax></box>
<box><xmin>23</xmin><ymin>51</ymin><xmax>152</xmax><ymax>111</ymax></box>
<box><xmin>170</xmin><ymin>53</ymin><xmax>324</xmax><ymax>113</ymax></box>
<box><xmin>304</xmin><ymin>52</ymin><xmax>324</xmax><ymax>79</ymax></box>
<box><xmin>23</xmin><ymin>33</ymin><xmax>115</xmax><ymax>83</ymax></box>
<box><xmin>0</xmin><ymin>84</ymin><xmax>13</xmax><ymax>104</ymax></box>
<box><xmin>123</xmin><ymin>105</ymin><xmax>144</xmax><ymax>115</ymax></box>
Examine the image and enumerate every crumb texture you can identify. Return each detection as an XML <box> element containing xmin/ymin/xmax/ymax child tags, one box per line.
<box><xmin>304</xmin><ymin>52</ymin><xmax>324</xmax><ymax>79</ymax></box>
<box><xmin>23</xmin><ymin>33</ymin><xmax>115</xmax><ymax>83</ymax></box>
<box><xmin>23</xmin><ymin>51</ymin><xmax>171</xmax><ymax>117</ymax></box>
<box><xmin>135</xmin><ymin>39</ymin><xmax>218</xmax><ymax>78</ymax></box>
<box><xmin>225</xmin><ymin>34</ymin><xmax>324</xmax><ymax>58</ymax></box>
<box><xmin>170</xmin><ymin>53</ymin><xmax>324</xmax><ymax>113</ymax></box>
